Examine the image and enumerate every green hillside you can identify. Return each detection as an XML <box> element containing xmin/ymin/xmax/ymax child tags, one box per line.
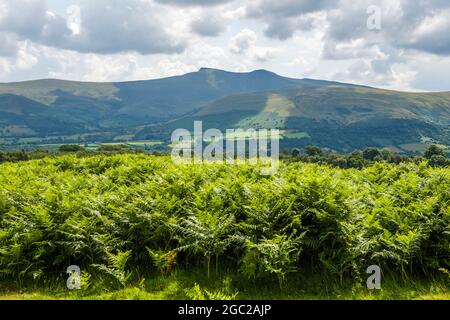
<box><xmin>136</xmin><ymin>86</ymin><xmax>450</xmax><ymax>152</ymax></box>
<box><xmin>196</xmin><ymin>87</ymin><xmax>450</xmax><ymax>124</ymax></box>
<box><xmin>0</xmin><ymin>69</ymin><xmax>343</xmax><ymax>135</ymax></box>
<box><xmin>1</xmin><ymin>68</ymin><xmax>449</xmax><ymax>152</ymax></box>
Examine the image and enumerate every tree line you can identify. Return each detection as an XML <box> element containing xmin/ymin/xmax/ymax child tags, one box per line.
<box><xmin>0</xmin><ymin>144</ymin><xmax>449</xmax><ymax>168</ymax></box>
<box><xmin>284</xmin><ymin>145</ymin><xmax>450</xmax><ymax>168</ymax></box>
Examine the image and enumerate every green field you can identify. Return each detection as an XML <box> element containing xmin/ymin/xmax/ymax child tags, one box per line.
<box><xmin>125</xmin><ymin>141</ymin><xmax>163</xmax><ymax>147</ymax></box>
<box><xmin>282</xmin><ymin>132</ymin><xmax>310</xmax><ymax>139</ymax></box>
<box><xmin>98</xmin><ymin>141</ymin><xmax>163</xmax><ymax>148</ymax></box>
<box><xmin>0</xmin><ymin>139</ymin><xmax>163</xmax><ymax>151</ymax></box>
<box><xmin>0</xmin><ymin>155</ymin><xmax>449</xmax><ymax>300</ymax></box>
<box><xmin>173</xmin><ymin>130</ymin><xmax>300</xmax><ymax>143</ymax></box>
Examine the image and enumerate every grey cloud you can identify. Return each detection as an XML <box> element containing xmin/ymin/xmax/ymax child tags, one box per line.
<box><xmin>229</xmin><ymin>29</ymin><xmax>257</xmax><ymax>54</ymax></box>
<box><xmin>191</xmin><ymin>16</ymin><xmax>226</xmax><ymax>37</ymax></box>
<box><xmin>246</xmin><ymin>0</ymin><xmax>450</xmax><ymax>58</ymax></box>
<box><xmin>0</xmin><ymin>33</ymin><xmax>19</xmax><ymax>56</ymax></box>
<box><xmin>407</xmin><ymin>38</ymin><xmax>450</xmax><ymax>56</ymax></box>
<box><xmin>264</xmin><ymin>20</ymin><xmax>297</xmax><ymax>40</ymax></box>
<box><xmin>323</xmin><ymin>0</ymin><xmax>450</xmax><ymax>57</ymax></box>
<box><xmin>0</xmin><ymin>0</ymin><xmax>48</xmax><ymax>40</ymax></box>
<box><xmin>246</xmin><ymin>0</ymin><xmax>335</xmax><ymax>19</ymax></box>
<box><xmin>245</xmin><ymin>0</ymin><xmax>335</xmax><ymax>40</ymax></box>
<box><xmin>155</xmin><ymin>0</ymin><xmax>233</xmax><ymax>6</ymax></box>
<box><xmin>401</xmin><ymin>8</ymin><xmax>450</xmax><ymax>55</ymax></box>
<box><xmin>264</xmin><ymin>16</ymin><xmax>315</xmax><ymax>40</ymax></box>
<box><xmin>326</xmin><ymin>3</ymin><xmax>372</xmax><ymax>42</ymax></box>
<box><xmin>0</xmin><ymin>0</ymin><xmax>186</xmax><ymax>55</ymax></box>
<box><xmin>314</xmin><ymin>0</ymin><xmax>450</xmax><ymax>62</ymax></box>
<box><xmin>0</xmin><ymin>0</ymin><xmax>70</xmax><ymax>55</ymax></box>
<box><xmin>66</xmin><ymin>1</ymin><xmax>185</xmax><ymax>54</ymax></box>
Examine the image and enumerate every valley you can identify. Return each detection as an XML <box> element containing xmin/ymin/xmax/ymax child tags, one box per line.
<box><xmin>1</xmin><ymin>68</ymin><xmax>449</xmax><ymax>153</ymax></box>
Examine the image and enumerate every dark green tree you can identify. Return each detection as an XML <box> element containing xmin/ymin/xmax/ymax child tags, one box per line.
<box><xmin>305</xmin><ymin>146</ymin><xmax>323</xmax><ymax>157</ymax></box>
<box><xmin>428</xmin><ymin>155</ymin><xmax>450</xmax><ymax>167</ymax></box>
<box><xmin>424</xmin><ymin>145</ymin><xmax>444</xmax><ymax>159</ymax></box>
<box><xmin>362</xmin><ymin>148</ymin><xmax>381</xmax><ymax>161</ymax></box>
<box><xmin>291</xmin><ymin>148</ymin><xmax>301</xmax><ymax>157</ymax></box>
<box><xmin>59</xmin><ymin>144</ymin><xmax>85</xmax><ymax>152</ymax></box>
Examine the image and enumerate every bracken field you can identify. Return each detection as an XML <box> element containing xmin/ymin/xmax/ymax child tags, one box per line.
<box><xmin>0</xmin><ymin>154</ymin><xmax>449</xmax><ymax>300</ymax></box>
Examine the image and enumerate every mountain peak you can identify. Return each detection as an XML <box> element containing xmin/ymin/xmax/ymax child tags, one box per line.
<box><xmin>197</xmin><ymin>67</ymin><xmax>277</xmax><ymax>76</ymax></box>
<box><xmin>250</xmin><ymin>69</ymin><xmax>276</xmax><ymax>75</ymax></box>
<box><xmin>198</xmin><ymin>67</ymin><xmax>222</xmax><ymax>73</ymax></box>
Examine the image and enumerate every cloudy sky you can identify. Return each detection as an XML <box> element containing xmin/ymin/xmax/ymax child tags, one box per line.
<box><xmin>1</xmin><ymin>0</ymin><xmax>450</xmax><ymax>91</ymax></box>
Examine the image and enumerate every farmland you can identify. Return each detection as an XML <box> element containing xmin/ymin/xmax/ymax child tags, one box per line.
<box><xmin>0</xmin><ymin>137</ymin><xmax>163</xmax><ymax>151</ymax></box>
<box><xmin>0</xmin><ymin>154</ymin><xmax>449</xmax><ymax>299</ymax></box>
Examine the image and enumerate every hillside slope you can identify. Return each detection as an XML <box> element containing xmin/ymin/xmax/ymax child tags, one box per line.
<box><xmin>0</xmin><ymin>68</ymin><xmax>347</xmax><ymax>136</ymax></box>
<box><xmin>137</xmin><ymin>86</ymin><xmax>450</xmax><ymax>151</ymax></box>
<box><xmin>1</xmin><ymin>68</ymin><xmax>449</xmax><ymax>152</ymax></box>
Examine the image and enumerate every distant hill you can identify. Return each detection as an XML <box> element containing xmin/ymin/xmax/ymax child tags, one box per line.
<box><xmin>136</xmin><ymin>85</ymin><xmax>450</xmax><ymax>152</ymax></box>
<box><xmin>0</xmin><ymin>68</ymin><xmax>449</xmax><ymax>152</ymax></box>
<box><xmin>0</xmin><ymin>68</ymin><xmax>348</xmax><ymax>135</ymax></box>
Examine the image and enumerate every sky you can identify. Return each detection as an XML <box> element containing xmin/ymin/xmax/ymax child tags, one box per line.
<box><xmin>0</xmin><ymin>0</ymin><xmax>450</xmax><ymax>92</ymax></box>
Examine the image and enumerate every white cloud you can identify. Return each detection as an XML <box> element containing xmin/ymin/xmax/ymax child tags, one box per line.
<box><xmin>66</xmin><ymin>5</ymin><xmax>81</xmax><ymax>35</ymax></box>
<box><xmin>0</xmin><ymin>57</ymin><xmax>11</xmax><ymax>75</ymax></box>
<box><xmin>252</xmin><ymin>47</ymin><xmax>277</xmax><ymax>62</ymax></box>
<box><xmin>222</xmin><ymin>6</ymin><xmax>246</xmax><ymax>20</ymax></box>
<box><xmin>288</xmin><ymin>57</ymin><xmax>316</xmax><ymax>76</ymax></box>
<box><xmin>322</xmin><ymin>39</ymin><xmax>387</xmax><ymax>60</ymax></box>
<box><xmin>0</xmin><ymin>0</ymin><xmax>449</xmax><ymax>92</ymax></box>
<box><xmin>228</xmin><ymin>29</ymin><xmax>277</xmax><ymax>63</ymax></box>
<box><xmin>15</xmin><ymin>42</ymin><xmax>39</xmax><ymax>70</ymax></box>
<box><xmin>229</xmin><ymin>29</ymin><xmax>257</xmax><ymax>54</ymax></box>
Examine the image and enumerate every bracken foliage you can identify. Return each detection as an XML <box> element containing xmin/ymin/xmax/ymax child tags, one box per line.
<box><xmin>0</xmin><ymin>155</ymin><xmax>449</xmax><ymax>288</ymax></box>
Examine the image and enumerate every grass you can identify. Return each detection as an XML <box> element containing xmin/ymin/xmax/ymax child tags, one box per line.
<box><xmin>1</xmin><ymin>270</ymin><xmax>449</xmax><ymax>300</ymax></box>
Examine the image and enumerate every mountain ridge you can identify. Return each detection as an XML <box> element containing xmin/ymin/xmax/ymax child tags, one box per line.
<box><xmin>3</xmin><ymin>68</ymin><xmax>450</xmax><ymax>93</ymax></box>
<box><xmin>0</xmin><ymin>68</ymin><xmax>449</xmax><ymax>152</ymax></box>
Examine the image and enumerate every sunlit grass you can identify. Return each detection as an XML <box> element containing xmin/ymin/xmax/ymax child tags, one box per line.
<box><xmin>1</xmin><ymin>270</ymin><xmax>448</xmax><ymax>300</ymax></box>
